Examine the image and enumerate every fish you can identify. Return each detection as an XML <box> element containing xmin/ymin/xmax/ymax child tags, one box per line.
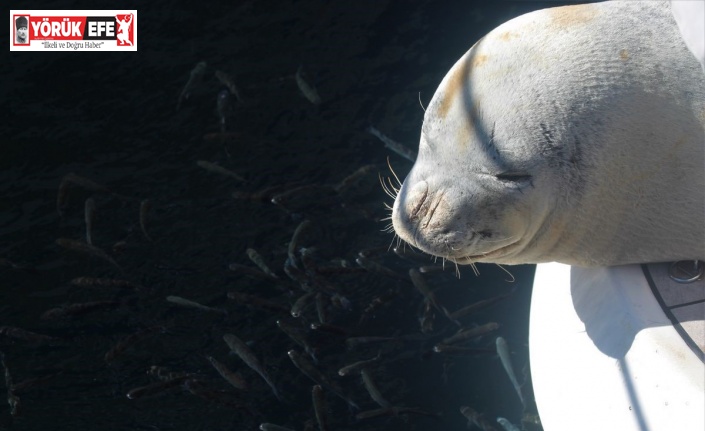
<box><xmin>355</xmin><ymin>257</ymin><xmax>407</xmax><ymax>281</ymax></box>
<box><xmin>104</xmin><ymin>326</ymin><xmax>165</xmax><ymax>363</ymax></box>
<box><xmin>166</xmin><ymin>295</ymin><xmax>227</xmax><ymax>315</ymax></box>
<box><xmin>295</xmin><ymin>65</ymin><xmax>322</xmax><ymax>105</ymax></box>
<box><xmin>139</xmin><ymin>199</ymin><xmax>153</xmax><ymax>242</ymax></box>
<box><xmin>355</xmin><ymin>406</ymin><xmax>441</xmax><ymax>421</ymax></box>
<box><xmin>360</xmin><ymin>368</ymin><xmax>392</xmax><ymax>408</ymax></box>
<box><xmin>408</xmin><ymin>269</ymin><xmax>450</xmax><ymax>318</ymax></box>
<box><xmin>70</xmin><ymin>276</ymin><xmax>141</xmax><ymax>290</ymax></box>
<box><xmin>447</xmin><ymin>291</ymin><xmax>513</xmax><ymax>321</ymax></box>
<box><xmin>84</xmin><ymin>198</ymin><xmax>95</xmax><ymax>245</ymax></box>
<box><xmin>366</xmin><ymin>126</ymin><xmax>417</xmax><ymax>162</ymax></box>
<box><xmin>246</xmin><ymin>248</ymin><xmax>278</xmax><ymax>279</ymax></box>
<box><xmin>419</xmin><ymin>297</ymin><xmax>436</xmax><ymax>334</ymax></box>
<box><xmin>432</xmin><ymin>344</ymin><xmax>495</xmax><ymax>356</ymax></box>
<box><xmin>126</xmin><ymin>376</ymin><xmax>189</xmax><ymax>400</ymax></box>
<box><xmin>311</xmin><ymin>385</ymin><xmax>330</xmax><ymax>431</ymax></box>
<box><xmin>496</xmin><ymin>417</ymin><xmax>521</xmax><ymax>431</ymax></box>
<box><xmin>288</xmin><ymin>219</ymin><xmax>312</xmax><ymax>268</ymax></box>
<box><xmin>227</xmin><ymin>291</ymin><xmax>288</xmax><ymax>313</ymax></box>
<box><xmin>287</xmin><ymin>349</ymin><xmax>358</xmax><ymax>410</ymax></box>
<box><xmin>177</xmin><ymin>61</ymin><xmax>206</xmax><ymax>110</ymax></box>
<box><xmin>290</xmin><ymin>292</ymin><xmax>315</xmax><ymax>317</ymax></box>
<box><xmin>56</xmin><ymin>238</ymin><xmax>122</xmax><ymax>271</ymax></box>
<box><xmin>183</xmin><ymin>379</ymin><xmax>255</xmax><ymax>415</ymax></box>
<box><xmin>61</xmin><ymin>172</ymin><xmax>110</xmax><ymax>193</ymax></box>
<box><xmin>259</xmin><ymin>424</ymin><xmax>295</xmax><ymax>431</ymax></box>
<box><xmin>0</xmin><ymin>326</ymin><xmax>58</xmax><ymax>344</ymax></box>
<box><xmin>41</xmin><ymin>300</ymin><xmax>124</xmax><ymax>320</ymax></box>
<box><xmin>206</xmin><ymin>356</ymin><xmax>249</xmax><ymax>390</ymax></box>
<box><xmin>223</xmin><ymin>333</ymin><xmax>282</xmax><ymax>401</ymax></box>
<box><xmin>196</xmin><ymin>160</ymin><xmax>246</xmax><ymax>182</ymax></box>
<box><xmin>215</xmin><ymin>70</ymin><xmax>243</xmax><ymax>102</ymax></box>
<box><xmin>216</xmin><ymin>89</ymin><xmax>230</xmax><ymax>133</ymax></box>
<box><xmin>460</xmin><ymin>406</ymin><xmax>501</xmax><ymax>431</ymax></box>
<box><xmin>496</xmin><ymin>337</ymin><xmax>525</xmax><ymax>407</ymax></box>
<box><xmin>439</xmin><ymin>322</ymin><xmax>500</xmax><ymax>346</ymax></box>
<box><xmin>337</xmin><ymin>351</ymin><xmax>381</xmax><ymax>377</ymax></box>
<box><xmin>276</xmin><ymin>319</ymin><xmax>319</xmax><ymax>364</ymax></box>
<box><xmin>1</xmin><ymin>351</ymin><xmax>21</xmax><ymax>417</ymax></box>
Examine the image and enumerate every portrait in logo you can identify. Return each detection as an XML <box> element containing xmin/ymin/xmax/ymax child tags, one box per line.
<box><xmin>115</xmin><ymin>13</ymin><xmax>133</xmax><ymax>46</ymax></box>
<box><xmin>15</xmin><ymin>16</ymin><xmax>29</xmax><ymax>44</ymax></box>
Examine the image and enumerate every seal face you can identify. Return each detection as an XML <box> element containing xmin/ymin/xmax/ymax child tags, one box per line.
<box><xmin>392</xmin><ymin>1</ymin><xmax>705</xmax><ymax>266</ymax></box>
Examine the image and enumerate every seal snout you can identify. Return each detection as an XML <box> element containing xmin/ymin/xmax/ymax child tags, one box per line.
<box><xmin>392</xmin><ymin>179</ymin><xmax>469</xmax><ymax>258</ymax></box>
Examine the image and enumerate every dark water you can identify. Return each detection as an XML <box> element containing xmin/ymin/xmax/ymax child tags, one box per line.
<box><xmin>3</xmin><ymin>1</ymin><xmax>591</xmax><ymax>430</ymax></box>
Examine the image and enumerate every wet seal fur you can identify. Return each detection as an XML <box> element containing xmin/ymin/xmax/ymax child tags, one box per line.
<box><xmin>392</xmin><ymin>1</ymin><xmax>705</xmax><ymax>267</ymax></box>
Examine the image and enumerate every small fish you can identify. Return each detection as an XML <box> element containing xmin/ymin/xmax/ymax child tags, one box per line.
<box><xmin>126</xmin><ymin>376</ymin><xmax>189</xmax><ymax>400</ymax></box>
<box><xmin>355</xmin><ymin>406</ymin><xmax>441</xmax><ymax>421</ymax></box>
<box><xmin>440</xmin><ymin>322</ymin><xmax>500</xmax><ymax>346</ymax></box>
<box><xmin>432</xmin><ymin>344</ymin><xmax>495</xmax><ymax>356</ymax></box>
<box><xmin>84</xmin><ymin>198</ymin><xmax>95</xmax><ymax>245</ymax></box>
<box><xmin>447</xmin><ymin>292</ymin><xmax>513</xmax><ymax>321</ymax></box>
<box><xmin>288</xmin><ymin>219</ymin><xmax>312</xmax><ymax>268</ymax></box>
<box><xmin>287</xmin><ymin>349</ymin><xmax>358</xmax><ymax>410</ymax></box>
<box><xmin>409</xmin><ymin>269</ymin><xmax>450</xmax><ymax>318</ymax></box>
<box><xmin>228</xmin><ymin>263</ymin><xmax>278</xmax><ymax>281</ymax></box>
<box><xmin>206</xmin><ymin>356</ymin><xmax>249</xmax><ymax>390</ymax></box>
<box><xmin>496</xmin><ymin>417</ymin><xmax>521</xmax><ymax>431</ymax></box>
<box><xmin>366</xmin><ymin>126</ymin><xmax>417</xmax><ymax>162</ymax></box>
<box><xmin>177</xmin><ymin>61</ymin><xmax>206</xmax><ymax>110</ymax></box>
<box><xmin>419</xmin><ymin>297</ymin><xmax>436</xmax><ymax>334</ymax></box>
<box><xmin>1</xmin><ymin>351</ymin><xmax>21</xmax><ymax>417</ymax></box>
<box><xmin>223</xmin><ymin>333</ymin><xmax>282</xmax><ymax>401</ymax></box>
<box><xmin>312</xmin><ymin>385</ymin><xmax>330</xmax><ymax>431</ymax></box>
<box><xmin>356</xmin><ymin>257</ymin><xmax>407</xmax><ymax>281</ymax></box>
<box><xmin>246</xmin><ymin>248</ymin><xmax>278</xmax><ymax>279</ymax></box>
<box><xmin>10</xmin><ymin>372</ymin><xmax>61</xmax><ymax>394</ymax></box>
<box><xmin>310</xmin><ymin>322</ymin><xmax>352</xmax><ymax>337</ymax></box>
<box><xmin>139</xmin><ymin>199</ymin><xmax>153</xmax><ymax>242</ymax></box>
<box><xmin>196</xmin><ymin>160</ymin><xmax>246</xmax><ymax>182</ymax></box>
<box><xmin>290</xmin><ymin>292</ymin><xmax>315</xmax><ymax>317</ymax></box>
<box><xmin>56</xmin><ymin>176</ymin><xmax>71</xmax><ymax>216</ymax></box>
<box><xmin>259</xmin><ymin>424</ymin><xmax>295</xmax><ymax>431</ymax></box>
<box><xmin>460</xmin><ymin>406</ymin><xmax>501</xmax><ymax>431</ymax></box>
<box><xmin>62</xmin><ymin>172</ymin><xmax>110</xmax><ymax>193</ymax></box>
<box><xmin>166</xmin><ymin>295</ymin><xmax>227</xmax><ymax>315</ymax></box>
<box><xmin>104</xmin><ymin>326</ymin><xmax>165</xmax><ymax>363</ymax></box>
<box><xmin>215</xmin><ymin>70</ymin><xmax>243</xmax><ymax>102</ymax></box>
<box><xmin>338</xmin><ymin>351</ymin><xmax>381</xmax><ymax>377</ymax></box>
<box><xmin>496</xmin><ymin>337</ymin><xmax>525</xmax><ymax>407</ymax></box>
<box><xmin>360</xmin><ymin>368</ymin><xmax>392</xmax><ymax>408</ymax></box>
<box><xmin>0</xmin><ymin>326</ymin><xmax>58</xmax><ymax>344</ymax></box>
<box><xmin>216</xmin><ymin>89</ymin><xmax>230</xmax><ymax>133</ymax></box>
<box><xmin>56</xmin><ymin>238</ymin><xmax>122</xmax><ymax>271</ymax></box>
<box><xmin>227</xmin><ymin>291</ymin><xmax>288</xmax><ymax>313</ymax></box>
<box><xmin>184</xmin><ymin>379</ymin><xmax>255</xmax><ymax>415</ymax></box>
<box><xmin>295</xmin><ymin>65</ymin><xmax>322</xmax><ymax>105</ymax></box>
<box><xmin>70</xmin><ymin>276</ymin><xmax>141</xmax><ymax>290</ymax></box>
<box><xmin>345</xmin><ymin>336</ymin><xmax>398</xmax><ymax>350</ymax></box>
<box><xmin>333</xmin><ymin>164</ymin><xmax>377</xmax><ymax>195</ymax></box>
<box><xmin>277</xmin><ymin>319</ymin><xmax>319</xmax><ymax>364</ymax></box>
<box><xmin>41</xmin><ymin>300</ymin><xmax>123</xmax><ymax>320</ymax></box>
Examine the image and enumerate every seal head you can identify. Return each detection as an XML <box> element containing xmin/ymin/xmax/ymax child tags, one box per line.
<box><xmin>392</xmin><ymin>1</ymin><xmax>705</xmax><ymax>266</ymax></box>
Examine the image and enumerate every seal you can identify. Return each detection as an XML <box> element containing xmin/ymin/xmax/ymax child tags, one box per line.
<box><xmin>391</xmin><ymin>1</ymin><xmax>705</xmax><ymax>267</ymax></box>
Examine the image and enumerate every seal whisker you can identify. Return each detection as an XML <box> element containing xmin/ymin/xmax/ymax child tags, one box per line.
<box><xmin>418</xmin><ymin>92</ymin><xmax>426</xmax><ymax>112</ymax></box>
<box><xmin>386</xmin><ymin>157</ymin><xmax>403</xmax><ymax>189</ymax></box>
<box><xmin>495</xmin><ymin>264</ymin><xmax>515</xmax><ymax>283</ymax></box>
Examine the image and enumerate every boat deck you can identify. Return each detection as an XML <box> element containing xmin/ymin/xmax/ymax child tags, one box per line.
<box><xmin>644</xmin><ymin>263</ymin><xmax>705</xmax><ymax>362</ymax></box>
